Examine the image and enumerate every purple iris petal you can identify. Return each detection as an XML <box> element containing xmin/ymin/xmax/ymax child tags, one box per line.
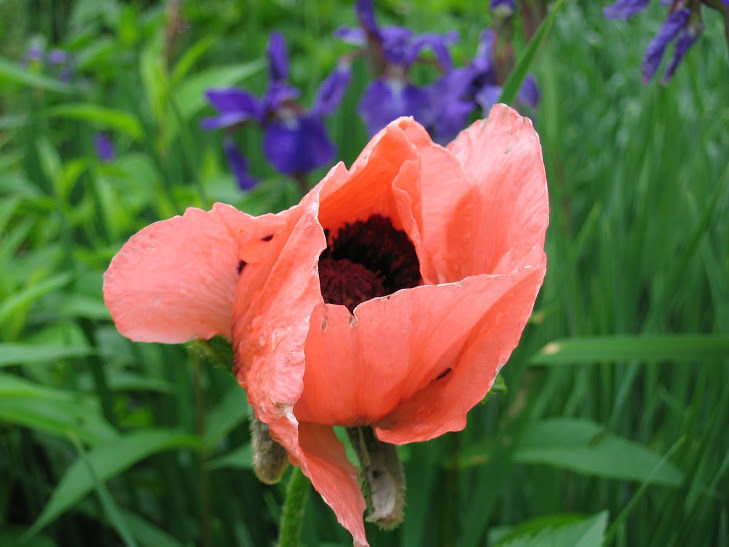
<box><xmin>603</xmin><ymin>0</ymin><xmax>650</xmax><ymax>19</ymax></box>
<box><xmin>267</xmin><ymin>32</ymin><xmax>289</xmax><ymax>82</ymax></box>
<box><xmin>263</xmin><ymin>81</ymin><xmax>300</xmax><ymax>113</ymax></box>
<box><xmin>48</xmin><ymin>49</ymin><xmax>68</xmax><ymax>65</ymax></box>
<box><xmin>358</xmin><ymin>78</ymin><xmax>430</xmax><ymax>135</ymax></box>
<box><xmin>408</xmin><ymin>31</ymin><xmax>459</xmax><ymax>70</ymax></box>
<box><xmin>491</xmin><ymin>0</ymin><xmax>516</xmax><ymax>14</ymax></box>
<box><xmin>335</xmin><ymin>26</ymin><xmax>367</xmax><ymax>46</ymax></box>
<box><xmin>25</xmin><ymin>45</ymin><xmax>44</xmax><ymax>62</ymax></box>
<box><xmin>94</xmin><ymin>133</ymin><xmax>115</xmax><ymax>163</ymax></box>
<box><xmin>223</xmin><ymin>138</ymin><xmax>257</xmax><ymax>190</ymax></box>
<box><xmin>475</xmin><ymin>84</ymin><xmax>503</xmax><ymax>113</ymax></box>
<box><xmin>380</xmin><ymin>26</ymin><xmax>416</xmax><ymax>65</ymax></box>
<box><xmin>642</xmin><ymin>8</ymin><xmax>690</xmax><ymax>83</ymax></box>
<box><xmin>517</xmin><ymin>74</ymin><xmax>540</xmax><ymax>109</ymax></box>
<box><xmin>472</xmin><ymin>29</ymin><xmax>497</xmax><ymax>75</ymax></box>
<box><xmin>202</xmin><ymin>88</ymin><xmax>264</xmax><ymax>129</ymax></box>
<box><xmin>356</xmin><ymin>0</ymin><xmax>382</xmax><ymax>40</ymax></box>
<box><xmin>263</xmin><ymin>115</ymin><xmax>335</xmax><ymax>175</ymax></box>
<box><xmin>661</xmin><ymin>24</ymin><xmax>702</xmax><ymax>83</ymax></box>
<box><xmin>426</xmin><ymin>67</ymin><xmax>476</xmax><ymax>142</ymax></box>
<box><xmin>312</xmin><ymin>64</ymin><xmax>352</xmax><ymax>117</ymax></box>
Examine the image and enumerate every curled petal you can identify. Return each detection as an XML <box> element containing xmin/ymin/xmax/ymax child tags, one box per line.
<box><xmin>374</xmin><ymin>257</ymin><xmax>546</xmax><ymax>443</ymax></box>
<box><xmin>408</xmin><ymin>31</ymin><xmax>459</xmax><ymax>70</ymax></box>
<box><xmin>297</xmin><ymin>423</ymin><xmax>368</xmax><ymax>546</ymax></box>
<box><xmin>642</xmin><ymin>8</ymin><xmax>690</xmax><ymax>83</ymax></box>
<box><xmin>312</xmin><ymin>64</ymin><xmax>352</xmax><ymax>117</ymax></box>
<box><xmin>447</xmin><ymin>104</ymin><xmax>549</xmax><ymax>276</ymax></box>
<box><xmin>267</xmin><ymin>31</ymin><xmax>289</xmax><ymax>82</ymax></box>
<box><xmin>104</xmin><ymin>204</ymin><xmax>280</xmax><ymax>343</ymax></box>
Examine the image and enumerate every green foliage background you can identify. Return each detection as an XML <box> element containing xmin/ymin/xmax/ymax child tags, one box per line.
<box><xmin>1</xmin><ymin>0</ymin><xmax>728</xmax><ymax>545</ymax></box>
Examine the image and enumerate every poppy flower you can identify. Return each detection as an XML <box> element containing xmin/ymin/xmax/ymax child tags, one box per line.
<box><xmin>104</xmin><ymin>104</ymin><xmax>548</xmax><ymax>546</ymax></box>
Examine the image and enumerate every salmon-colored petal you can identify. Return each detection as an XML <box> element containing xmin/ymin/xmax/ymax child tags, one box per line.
<box><xmin>390</xmin><ymin>133</ymin><xmax>480</xmax><ymax>284</ymax></box>
<box><xmin>103</xmin><ymin>203</ymin><xmax>279</xmax><ymax>343</ymax></box>
<box><xmin>232</xmin><ymin>182</ymin><xmax>368</xmax><ymax>545</ymax></box>
<box><xmin>297</xmin><ymin>423</ymin><xmax>368</xmax><ymax>546</ymax></box>
<box><xmin>318</xmin><ymin>118</ymin><xmax>420</xmax><ymax>234</ymax></box>
<box><xmin>373</xmin><ymin>250</ymin><xmax>546</xmax><ymax>444</ymax></box>
<box><xmin>296</xmin><ymin>249</ymin><xmax>544</xmax><ymax>427</ymax></box>
<box><xmin>447</xmin><ymin>104</ymin><xmax>548</xmax><ymax>276</ymax></box>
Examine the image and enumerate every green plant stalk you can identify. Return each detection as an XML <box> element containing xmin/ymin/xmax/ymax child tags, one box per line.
<box><xmin>193</xmin><ymin>355</ymin><xmax>213</xmax><ymax>547</ymax></box>
<box><xmin>278</xmin><ymin>467</ymin><xmax>310</xmax><ymax>547</ymax></box>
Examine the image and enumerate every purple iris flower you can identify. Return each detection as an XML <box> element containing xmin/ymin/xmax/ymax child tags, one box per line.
<box><xmin>94</xmin><ymin>133</ymin><xmax>115</xmax><ymax>163</ymax></box>
<box><xmin>432</xmin><ymin>29</ymin><xmax>539</xmax><ymax>137</ymax></box>
<box><xmin>604</xmin><ymin>1</ymin><xmax>708</xmax><ymax>83</ymax></box>
<box><xmin>642</xmin><ymin>8</ymin><xmax>691</xmax><ymax>82</ymax></box>
<box><xmin>491</xmin><ymin>0</ymin><xmax>516</xmax><ymax>14</ymax></box>
<box><xmin>25</xmin><ymin>45</ymin><xmax>44</xmax><ymax>62</ymax></box>
<box><xmin>337</xmin><ymin>0</ymin><xmax>459</xmax><ymax>136</ymax></box>
<box><xmin>603</xmin><ymin>0</ymin><xmax>650</xmax><ymax>19</ymax></box>
<box><xmin>48</xmin><ymin>49</ymin><xmax>68</xmax><ymax>65</ymax></box>
<box><xmin>223</xmin><ymin>138</ymin><xmax>257</xmax><ymax>190</ymax></box>
<box><xmin>203</xmin><ymin>32</ymin><xmax>351</xmax><ymax>185</ymax></box>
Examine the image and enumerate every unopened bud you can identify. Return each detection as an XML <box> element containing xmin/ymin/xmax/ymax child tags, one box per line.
<box><xmin>347</xmin><ymin>427</ymin><xmax>406</xmax><ymax>530</ymax></box>
<box><xmin>250</xmin><ymin>415</ymin><xmax>289</xmax><ymax>484</ymax></box>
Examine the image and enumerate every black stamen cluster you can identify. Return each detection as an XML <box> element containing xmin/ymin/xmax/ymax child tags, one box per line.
<box><xmin>318</xmin><ymin>215</ymin><xmax>421</xmax><ymax>311</ymax></box>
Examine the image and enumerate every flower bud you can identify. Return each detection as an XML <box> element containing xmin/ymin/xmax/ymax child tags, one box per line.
<box><xmin>250</xmin><ymin>415</ymin><xmax>289</xmax><ymax>484</ymax></box>
<box><xmin>347</xmin><ymin>427</ymin><xmax>406</xmax><ymax>530</ymax></box>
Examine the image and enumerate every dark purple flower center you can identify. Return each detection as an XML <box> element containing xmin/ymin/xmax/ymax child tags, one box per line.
<box><xmin>318</xmin><ymin>215</ymin><xmax>421</xmax><ymax>311</ymax></box>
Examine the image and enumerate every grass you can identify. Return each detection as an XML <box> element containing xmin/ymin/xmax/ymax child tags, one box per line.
<box><xmin>1</xmin><ymin>0</ymin><xmax>728</xmax><ymax>545</ymax></box>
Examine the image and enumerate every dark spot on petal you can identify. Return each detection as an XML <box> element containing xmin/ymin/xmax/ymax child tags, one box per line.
<box><xmin>237</xmin><ymin>260</ymin><xmax>247</xmax><ymax>274</ymax></box>
<box><xmin>435</xmin><ymin>368</ymin><xmax>452</xmax><ymax>381</ymax></box>
<box><xmin>261</xmin><ymin>234</ymin><xmax>274</xmax><ymax>242</ymax></box>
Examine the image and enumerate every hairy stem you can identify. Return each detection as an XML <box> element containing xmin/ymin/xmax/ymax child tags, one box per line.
<box><xmin>278</xmin><ymin>467</ymin><xmax>310</xmax><ymax>547</ymax></box>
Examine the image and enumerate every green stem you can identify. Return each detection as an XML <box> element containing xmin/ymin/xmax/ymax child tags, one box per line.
<box><xmin>278</xmin><ymin>467</ymin><xmax>310</xmax><ymax>547</ymax></box>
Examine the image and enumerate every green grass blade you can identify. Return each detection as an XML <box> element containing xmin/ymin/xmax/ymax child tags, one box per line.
<box><xmin>0</xmin><ymin>343</ymin><xmax>95</xmax><ymax>367</ymax></box>
<box><xmin>491</xmin><ymin>510</ymin><xmax>608</xmax><ymax>547</ymax></box>
<box><xmin>512</xmin><ymin>418</ymin><xmax>683</xmax><ymax>486</ymax></box>
<box><xmin>25</xmin><ymin>430</ymin><xmax>202</xmax><ymax>538</ymax></box>
<box><xmin>531</xmin><ymin>335</ymin><xmax>729</xmax><ymax>366</ymax></box>
<box><xmin>47</xmin><ymin>104</ymin><xmax>145</xmax><ymax>140</ymax></box>
<box><xmin>497</xmin><ymin>0</ymin><xmax>564</xmax><ymax>105</ymax></box>
<box><xmin>0</xmin><ymin>56</ymin><xmax>73</xmax><ymax>93</ymax></box>
<box><xmin>70</xmin><ymin>434</ymin><xmax>139</xmax><ymax>547</ymax></box>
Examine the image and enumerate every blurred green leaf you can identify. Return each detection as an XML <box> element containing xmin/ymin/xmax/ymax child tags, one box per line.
<box><xmin>531</xmin><ymin>335</ymin><xmax>729</xmax><ymax>366</ymax></box>
<box><xmin>27</xmin><ymin>430</ymin><xmax>202</xmax><ymax>537</ymax></box>
<box><xmin>0</xmin><ymin>373</ymin><xmax>118</xmax><ymax>444</ymax></box>
<box><xmin>498</xmin><ymin>0</ymin><xmax>563</xmax><ymax>105</ymax></box>
<box><xmin>0</xmin><ymin>273</ymin><xmax>73</xmax><ymax>324</ymax></box>
<box><xmin>209</xmin><ymin>443</ymin><xmax>252</xmax><ymax>470</ymax></box>
<box><xmin>490</xmin><ymin>511</ymin><xmax>608</xmax><ymax>547</ymax></box>
<box><xmin>174</xmin><ymin>60</ymin><xmax>264</xmax><ymax>120</ymax></box>
<box><xmin>0</xmin><ymin>343</ymin><xmax>95</xmax><ymax>367</ymax></box>
<box><xmin>514</xmin><ymin>418</ymin><xmax>683</xmax><ymax>486</ymax></box>
<box><xmin>0</xmin><ymin>57</ymin><xmax>73</xmax><ymax>93</ymax></box>
<box><xmin>204</xmin><ymin>382</ymin><xmax>249</xmax><ymax>450</ymax></box>
<box><xmin>48</xmin><ymin>104</ymin><xmax>144</xmax><ymax>140</ymax></box>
